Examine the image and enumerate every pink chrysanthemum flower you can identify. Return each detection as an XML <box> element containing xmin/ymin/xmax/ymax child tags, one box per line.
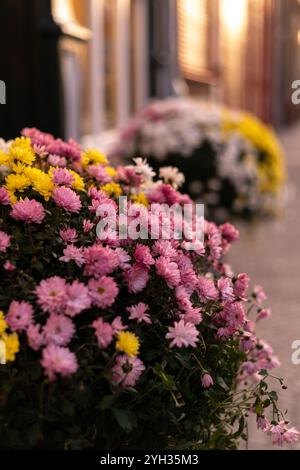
<box><xmin>51</xmin><ymin>168</ymin><xmax>75</xmax><ymax>186</ymax></box>
<box><xmin>182</xmin><ymin>239</ymin><xmax>205</xmax><ymax>256</ymax></box>
<box><xmin>155</xmin><ymin>256</ymin><xmax>180</xmax><ymax>288</ymax></box>
<box><xmin>219</xmin><ymin>223</ymin><xmax>239</xmax><ymax>243</ymax></box>
<box><xmin>181</xmin><ymin>307</ymin><xmax>202</xmax><ymax>325</ymax></box>
<box><xmin>152</xmin><ymin>240</ymin><xmax>178</xmax><ymax>259</ymax></box>
<box><xmin>111</xmin><ymin>316</ymin><xmax>127</xmax><ymax>334</ymax></box>
<box><xmin>148</xmin><ymin>183</ymin><xmax>181</xmax><ymax>206</ymax></box>
<box><xmin>256</xmin><ymin>416</ymin><xmax>269</xmax><ymax>431</ymax></box>
<box><xmin>253</xmin><ymin>285</ymin><xmax>267</xmax><ymax>305</ymax></box>
<box><xmin>88</xmin><ymin>188</ymin><xmax>116</xmax><ymax>213</ymax></box>
<box><xmin>127</xmin><ymin>303</ymin><xmax>151</xmax><ymax>324</ymax></box>
<box><xmin>48</xmin><ymin>154</ymin><xmax>67</xmax><ymax>167</ymax></box>
<box><xmin>283</xmin><ymin>426</ymin><xmax>300</xmax><ymax>445</ymax></box>
<box><xmin>175</xmin><ymin>285</ymin><xmax>193</xmax><ymax>311</ymax></box>
<box><xmin>83</xmin><ymin>219</ymin><xmax>94</xmax><ymax>233</ymax></box>
<box><xmin>114</xmin><ymin>247</ymin><xmax>131</xmax><ymax>271</ymax></box>
<box><xmin>233</xmin><ymin>273</ymin><xmax>250</xmax><ymax>300</ymax></box>
<box><xmin>3</xmin><ymin>260</ymin><xmax>16</xmax><ymax>271</ymax></box>
<box><xmin>207</xmin><ymin>230</ymin><xmax>222</xmax><ymax>260</ymax></box>
<box><xmin>59</xmin><ymin>244</ymin><xmax>84</xmax><ymax>267</ymax></box>
<box><xmin>65</xmin><ymin>281</ymin><xmax>91</xmax><ymax>317</ymax></box>
<box><xmin>89</xmin><ymin>196</ymin><xmax>117</xmax><ymax>215</ymax></box>
<box><xmin>36</xmin><ymin>276</ymin><xmax>67</xmax><ymax>314</ymax></box>
<box><xmin>43</xmin><ymin>314</ymin><xmax>75</xmax><ymax>346</ymax></box>
<box><xmin>216</xmin><ymin>326</ymin><xmax>232</xmax><ymax>340</ymax></box>
<box><xmin>124</xmin><ymin>264</ymin><xmax>149</xmax><ymax>293</ymax></box>
<box><xmin>267</xmin><ymin>421</ymin><xmax>300</xmax><ymax>446</ymax></box>
<box><xmin>88</xmin><ymin>276</ymin><xmax>119</xmax><ymax>308</ymax></box>
<box><xmin>52</xmin><ymin>186</ymin><xmax>82</xmax><ymax>213</ymax></box>
<box><xmin>10</xmin><ymin>198</ymin><xmax>45</xmax><ymax>224</ymax></box>
<box><xmin>116</xmin><ymin>165</ymin><xmax>144</xmax><ymax>186</ymax></box>
<box><xmin>87</xmin><ymin>164</ymin><xmax>112</xmax><ymax>183</ymax></box>
<box><xmin>218</xmin><ymin>277</ymin><xmax>234</xmax><ymax>302</ymax></box>
<box><xmin>197</xmin><ymin>276</ymin><xmax>218</xmax><ymax>302</ymax></box>
<box><xmin>166</xmin><ymin>319</ymin><xmax>199</xmax><ymax>348</ymax></box>
<box><xmin>41</xmin><ymin>344</ymin><xmax>78</xmax><ymax>381</ymax></box>
<box><xmin>134</xmin><ymin>244</ymin><xmax>154</xmax><ymax>268</ymax></box>
<box><xmin>92</xmin><ymin>317</ymin><xmax>114</xmax><ymax>349</ymax></box>
<box><xmin>112</xmin><ymin>355</ymin><xmax>145</xmax><ymax>387</ymax></box>
<box><xmin>27</xmin><ymin>324</ymin><xmax>45</xmax><ymax>351</ymax></box>
<box><xmin>0</xmin><ymin>187</ymin><xmax>10</xmax><ymax>205</ymax></box>
<box><xmin>83</xmin><ymin>244</ymin><xmax>119</xmax><ymax>277</ymax></box>
<box><xmin>201</xmin><ymin>373</ymin><xmax>214</xmax><ymax>389</ymax></box>
<box><xmin>59</xmin><ymin>228</ymin><xmax>77</xmax><ymax>244</ymax></box>
<box><xmin>256</xmin><ymin>308</ymin><xmax>272</xmax><ymax>322</ymax></box>
<box><xmin>177</xmin><ymin>254</ymin><xmax>198</xmax><ymax>294</ymax></box>
<box><xmin>33</xmin><ymin>143</ymin><xmax>47</xmax><ymax>157</ymax></box>
<box><xmin>22</xmin><ymin>127</ymin><xmax>54</xmax><ymax>146</ymax></box>
<box><xmin>0</xmin><ymin>230</ymin><xmax>10</xmax><ymax>253</ymax></box>
<box><xmin>88</xmin><ymin>187</ymin><xmax>106</xmax><ymax>200</ymax></box>
<box><xmin>222</xmin><ymin>302</ymin><xmax>246</xmax><ymax>329</ymax></box>
<box><xmin>46</xmin><ymin>138</ymin><xmax>81</xmax><ymax>162</ymax></box>
<box><xmin>240</xmin><ymin>332</ymin><xmax>257</xmax><ymax>352</ymax></box>
<box><xmin>6</xmin><ymin>300</ymin><xmax>33</xmax><ymax>331</ymax></box>
<box><xmin>176</xmin><ymin>286</ymin><xmax>202</xmax><ymax>324</ymax></box>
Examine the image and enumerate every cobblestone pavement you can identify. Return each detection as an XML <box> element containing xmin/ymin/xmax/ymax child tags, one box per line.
<box><xmin>228</xmin><ymin>122</ymin><xmax>300</xmax><ymax>450</ymax></box>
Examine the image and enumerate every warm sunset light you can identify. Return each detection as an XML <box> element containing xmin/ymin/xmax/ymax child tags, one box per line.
<box><xmin>177</xmin><ymin>0</ymin><xmax>208</xmax><ymax>79</ymax></box>
<box><xmin>221</xmin><ymin>0</ymin><xmax>248</xmax><ymax>35</ymax></box>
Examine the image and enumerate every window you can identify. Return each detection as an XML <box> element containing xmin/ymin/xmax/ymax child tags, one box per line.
<box><xmin>177</xmin><ymin>0</ymin><xmax>209</xmax><ymax>81</ymax></box>
<box><xmin>52</xmin><ymin>0</ymin><xmax>149</xmax><ymax>139</ymax></box>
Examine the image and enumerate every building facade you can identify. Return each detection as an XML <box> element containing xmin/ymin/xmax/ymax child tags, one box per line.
<box><xmin>1</xmin><ymin>0</ymin><xmax>300</xmax><ymax>140</ymax></box>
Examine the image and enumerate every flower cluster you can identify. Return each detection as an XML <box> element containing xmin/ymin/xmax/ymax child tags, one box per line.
<box><xmin>0</xmin><ymin>129</ymin><xmax>296</xmax><ymax>450</ymax></box>
<box><xmin>110</xmin><ymin>98</ymin><xmax>285</xmax><ymax>221</ymax></box>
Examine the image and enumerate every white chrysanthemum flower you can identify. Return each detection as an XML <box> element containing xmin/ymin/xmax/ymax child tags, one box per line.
<box><xmin>0</xmin><ymin>138</ymin><xmax>8</xmax><ymax>153</ymax></box>
<box><xmin>0</xmin><ymin>139</ymin><xmax>12</xmax><ymax>176</ymax></box>
<box><xmin>159</xmin><ymin>166</ymin><xmax>185</xmax><ymax>189</ymax></box>
<box><xmin>132</xmin><ymin>157</ymin><xmax>156</xmax><ymax>181</ymax></box>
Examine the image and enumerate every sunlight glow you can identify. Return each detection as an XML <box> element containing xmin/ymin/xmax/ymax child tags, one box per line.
<box><xmin>221</xmin><ymin>0</ymin><xmax>248</xmax><ymax>36</ymax></box>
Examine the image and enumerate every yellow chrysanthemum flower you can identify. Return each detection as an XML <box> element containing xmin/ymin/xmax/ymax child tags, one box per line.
<box><xmin>131</xmin><ymin>192</ymin><xmax>149</xmax><ymax>207</ymax></box>
<box><xmin>33</xmin><ymin>173</ymin><xmax>54</xmax><ymax>200</ymax></box>
<box><xmin>0</xmin><ymin>311</ymin><xmax>7</xmax><ymax>336</ymax></box>
<box><xmin>69</xmin><ymin>170</ymin><xmax>85</xmax><ymax>192</ymax></box>
<box><xmin>222</xmin><ymin>110</ymin><xmax>285</xmax><ymax>195</ymax></box>
<box><xmin>105</xmin><ymin>166</ymin><xmax>117</xmax><ymax>178</ymax></box>
<box><xmin>101</xmin><ymin>182</ymin><xmax>122</xmax><ymax>198</ymax></box>
<box><xmin>7</xmin><ymin>191</ymin><xmax>17</xmax><ymax>204</ymax></box>
<box><xmin>24</xmin><ymin>167</ymin><xmax>54</xmax><ymax>200</ymax></box>
<box><xmin>23</xmin><ymin>166</ymin><xmax>43</xmax><ymax>183</ymax></box>
<box><xmin>2</xmin><ymin>332</ymin><xmax>19</xmax><ymax>362</ymax></box>
<box><xmin>9</xmin><ymin>137</ymin><xmax>35</xmax><ymax>166</ymax></box>
<box><xmin>11</xmin><ymin>162</ymin><xmax>28</xmax><ymax>174</ymax></box>
<box><xmin>10</xmin><ymin>136</ymin><xmax>31</xmax><ymax>150</ymax></box>
<box><xmin>116</xmin><ymin>331</ymin><xmax>140</xmax><ymax>357</ymax></box>
<box><xmin>82</xmin><ymin>148</ymin><xmax>108</xmax><ymax>167</ymax></box>
<box><xmin>0</xmin><ymin>150</ymin><xmax>12</xmax><ymax>167</ymax></box>
<box><xmin>5</xmin><ymin>173</ymin><xmax>30</xmax><ymax>193</ymax></box>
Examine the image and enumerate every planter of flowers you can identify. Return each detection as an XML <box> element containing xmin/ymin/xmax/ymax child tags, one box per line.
<box><xmin>0</xmin><ymin>129</ymin><xmax>297</xmax><ymax>449</ymax></box>
<box><xmin>110</xmin><ymin>98</ymin><xmax>285</xmax><ymax>221</ymax></box>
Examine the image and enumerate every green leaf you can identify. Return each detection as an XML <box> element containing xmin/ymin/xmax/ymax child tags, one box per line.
<box><xmin>99</xmin><ymin>395</ymin><xmax>115</xmax><ymax>411</ymax></box>
<box><xmin>153</xmin><ymin>364</ymin><xmax>176</xmax><ymax>390</ymax></box>
<box><xmin>263</xmin><ymin>399</ymin><xmax>271</xmax><ymax>408</ymax></box>
<box><xmin>269</xmin><ymin>391</ymin><xmax>278</xmax><ymax>401</ymax></box>
<box><xmin>216</xmin><ymin>376</ymin><xmax>229</xmax><ymax>391</ymax></box>
<box><xmin>113</xmin><ymin>409</ymin><xmax>137</xmax><ymax>433</ymax></box>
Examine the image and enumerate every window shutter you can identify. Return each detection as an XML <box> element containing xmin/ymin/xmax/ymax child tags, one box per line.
<box><xmin>177</xmin><ymin>0</ymin><xmax>209</xmax><ymax>81</ymax></box>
